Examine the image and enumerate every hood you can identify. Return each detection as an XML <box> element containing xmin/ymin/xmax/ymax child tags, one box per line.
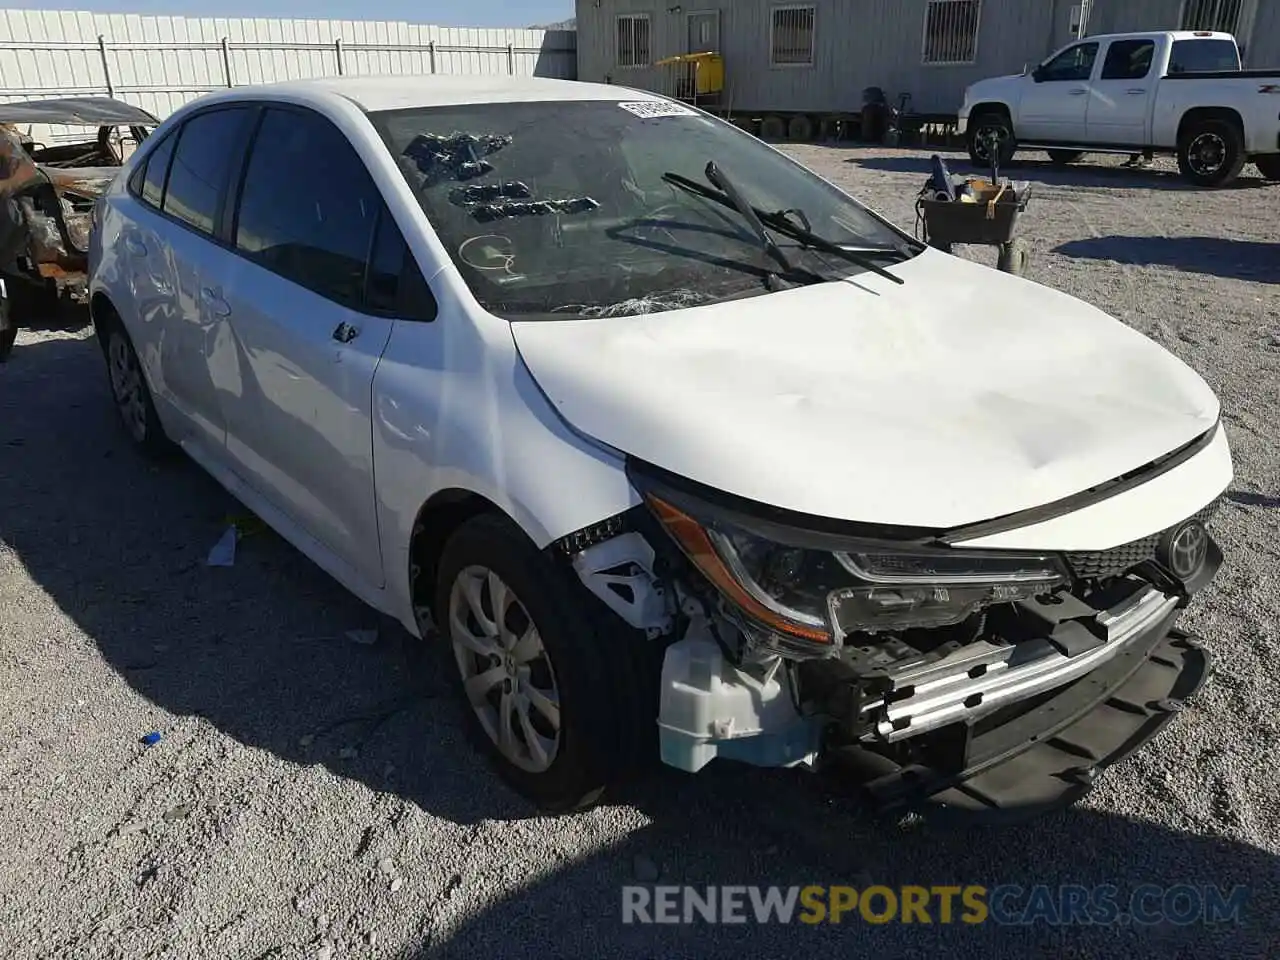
<box><xmin>510</xmin><ymin>249</ymin><xmax>1220</xmax><ymax>530</ymax></box>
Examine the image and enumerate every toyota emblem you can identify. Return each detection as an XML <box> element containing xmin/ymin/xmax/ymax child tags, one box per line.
<box><xmin>1165</xmin><ymin>520</ymin><xmax>1209</xmax><ymax>578</ymax></box>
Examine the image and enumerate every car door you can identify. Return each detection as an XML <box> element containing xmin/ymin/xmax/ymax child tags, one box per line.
<box><xmin>1086</xmin><ymin>37</ymin><xmax>1157</xmax><ymax>147</ymax></box>
<box><xmin>217</xmin><ymin>104</ymin><xmax>428</xmax><ymax>585</ymax></box>
<box><xmin>120</xmin><ymin>105</ymin><xmax>256</xmax><ymax>453</ymax></box>
<box><xmin>118</xmin><ymin>127</ymin><xmax>182</xmax><ymax>426</ymax></box>
<box><xmin>1019</xmin><ymin>40</ymin><xmax>1100</xmax><ymax>142</ymax></box>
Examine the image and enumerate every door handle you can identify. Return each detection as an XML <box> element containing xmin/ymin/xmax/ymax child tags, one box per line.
<box><xmin>1068</xmin><ymin>88</ymin><xmax>1088</xmax><ymax>95</ymax></box>
<box><xmin>199</xmin><ymin>287</ymin><xmax>231</xmax><ymax>318</ymax></box>
<box><xmin>124</xmin><ymin>236</ymin><xmax>147</xmax><ymax>256</ymax></box>
<box><xmin>332</xmin><ymin>321</ymin><xmax>360</xmax><ymax>344</ymax></box>
<box><xmin>1126</xmin><ymin>88</ymin><xmax>1146</xmax><ymax>94</ymax></box>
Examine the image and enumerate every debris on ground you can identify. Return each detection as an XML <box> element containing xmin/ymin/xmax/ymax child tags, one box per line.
<box><xmin>206</xmin><ymin>525</ymin><xmax>237</xmax><ymax>567</ymax></box>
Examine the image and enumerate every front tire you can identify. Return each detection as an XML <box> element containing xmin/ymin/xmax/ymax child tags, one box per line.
<box><xmin>435</xmin><ymin>513</ymin><xmax>659</xmax><ymax>813</ymax></box>
<box><xmin>1254</xmin><ymin>154</ymin><xmax>1280</xmax><ymax>181</ymax></box>
<box><xmin>103</xmin><ymin>319</ymin><xmax>173</xmax><ymax>457</ymax></box>
<box><xmin>967</xmin><ymin>111</ymin><xmax>1017</xmax><ymax>168</ymax></box>
<box><xmin>1177</xmin><ymin>118</ymin><xmax>1246</xmax><ymax>187</ymax></box>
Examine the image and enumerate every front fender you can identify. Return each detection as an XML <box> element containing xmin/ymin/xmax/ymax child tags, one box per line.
<box><xmin>371</xmin><ymin>284</ymin><xmax>640</xmax><ymax>633</ymax></box>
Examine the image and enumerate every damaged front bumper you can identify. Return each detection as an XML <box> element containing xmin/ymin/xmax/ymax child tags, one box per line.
<box><xmin>656</xmin><ymin>577</ymin><xmax>1208</xmax><ymax>818</ymax></box>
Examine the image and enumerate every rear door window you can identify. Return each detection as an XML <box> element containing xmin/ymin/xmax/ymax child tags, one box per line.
<box><xmin>162</xmin><ymin>107</ymin><xmax>254</xmax><ymax>235</ymax></box>
<box><xmin>233</xmin><ymin>107</ymin><xmax>380</xmax><ymax>309</ymax></box>
<box><xmin>1101</xmin><ymin>39</ymin><xmax>1155</xmax><ymax>80</ymax></box>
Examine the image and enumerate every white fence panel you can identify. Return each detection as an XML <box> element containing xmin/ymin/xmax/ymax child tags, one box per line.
<box><xmin>0</xmin><ymin>7</ymin><xmax>576</xmax><ymax>143</ymax></box>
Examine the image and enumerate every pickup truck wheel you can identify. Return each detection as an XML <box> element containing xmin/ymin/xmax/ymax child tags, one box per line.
<box><xmin>1047</xmin><ymin>150</ymin><xmax>1084</xmax><ymax>165</ymax></box>
<box><xmin>967</xmin><ymin>113</ymin><xmax>1016</xmax><ymax>168</ymax></box>
<box><xmin>1177</xmin><ymin>119</ymin><xmax>1246</xmax><ymax>187</ymax></box>
<box><xmin>1254</xmin><ymin>155</ymin><xmax>1280</xmax><ymax>180</ymax></box>
<box><xmin>103</xmin><ymin>321</ymin><xmax>174</xmax><ymax>457</ymax></box>
<box><xmin>436</xmin><ymin>513</ymin><xmax>658</xmax><ymax>813</ymax></box>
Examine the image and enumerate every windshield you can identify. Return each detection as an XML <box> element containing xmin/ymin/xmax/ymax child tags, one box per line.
<box><xmin>367</xmin><ymin>99</ymin><xmax>915</xmax><ymax>319</ymax></box>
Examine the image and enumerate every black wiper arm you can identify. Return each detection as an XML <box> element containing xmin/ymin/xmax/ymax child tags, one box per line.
<box><xmin>701</xmin><ymin>161</ymin><xmax>796</xmax><ymax>277</ymax></box>
<box><xmin>661</xmin><ymin>169</ymin><xmax>905</xmax><ymax>285</ymax></box>
<box><xmin>662</xmin><ymin>168</ymin><xmax>820</xmax><ymax>288</ymax></box>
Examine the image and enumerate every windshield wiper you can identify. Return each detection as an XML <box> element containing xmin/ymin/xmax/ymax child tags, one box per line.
<box><xmin>700</xmin><ymin>161</ymin><xmax>813</xmax><ymax>286</ymax></box>
<box><xmin>662</xmin><ymin>169</ymin><xmax>906</xmax><ymax>285</ymax></box>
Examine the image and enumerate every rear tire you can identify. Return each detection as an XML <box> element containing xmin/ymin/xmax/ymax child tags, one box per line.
<box><xmin>434</xmin><ymin>513</ymin><xmax>660</xmax><ymax>813</ymax></box>
<box><xmin>1254</xmin><ymin>154</ymin><xmax>1280</xmax><ymax>181</ymax></box>
<box><xmin>1047</xmin><ymin>149</ymin><xmax>1084</xmax><ymax>165</ymax></box>
<box><xmin>101</xmin><ymin>315</ymin><xmax>174</xmax><ymax>458</ymax></box>
<box><xmin>1177</xmin><ymin>118</ymin><xmax>1246</xmax><ymax>187</ymax></box>
<box><xmin>967</xmin><ymin>111</ymin><xmax>1017</xmax><ymax>168</ymax></box>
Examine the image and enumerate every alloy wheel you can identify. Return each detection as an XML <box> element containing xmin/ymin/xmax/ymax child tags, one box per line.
<box><xmin>1188</xmin><ymin>133</ymin><xmax>1226</xmax><ymax>177</ymax></box>
<box><xmin>448</xmin><ymin>565</ymin><xmax>562</xmax><ymax>773</ymax></box>
<box><xmin>107</xmin><ymin>333</ymin><xmax>148</xmax><ymax>443</ymax></box>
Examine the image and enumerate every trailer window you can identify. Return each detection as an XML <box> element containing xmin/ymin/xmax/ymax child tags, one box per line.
<box><xmin>922</xmin><ymin>0</ymin><xmax>982</xmax><ymax>65</ymax></box>
<box><xmin>616</xmin><ymin>15</ymin><xmax>650</xmax><ymax>68</ymax></box>
<box><xmin>1168</xmin><ymin>38</ymin><xmax>1241</xmax><ymax>73</ymax></box>
<box><xmin>1180</xmin><ymin>0</ymin><xmax>1245</xmax><ymax>35</ymax></box>
<box><xmin>770</xmin><ymin>5</ymin><xmax>815</xmax><ymax>66</ymax></box>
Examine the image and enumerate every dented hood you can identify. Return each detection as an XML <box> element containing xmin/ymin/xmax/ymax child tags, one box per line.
<box><xmin>509</xmin><ymin>248</ymin><xmax>1220</xmax><ymax>529</ymax></box>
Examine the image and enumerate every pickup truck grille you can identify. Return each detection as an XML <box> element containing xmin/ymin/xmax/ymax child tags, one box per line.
<box><xmin>1064</xmin><ymin>499</ymin><xmax>1222</xmax><ymax>580</ymax></box>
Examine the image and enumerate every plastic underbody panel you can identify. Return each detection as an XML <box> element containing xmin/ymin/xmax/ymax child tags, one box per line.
<box><xmin>827</xmin><ymin>619</ymin><xmax>1208</xmax><ymax>824</ymax></box>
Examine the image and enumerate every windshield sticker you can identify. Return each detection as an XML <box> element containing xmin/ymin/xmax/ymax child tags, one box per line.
<box><xmin>618</xmin><ymin>101</ymin><xmax>697</xmax><ymax>119</ymax></box>
<box><xmin>449</xmin><ymin>181</ymin><xmax>532</xmax><ymax>207</ymax></box>
<box><xmin>403</xmin><ymin>132</ymin><xmax>513</xmax><ymax>187</ymax></box>
<box><xmin>471</xmin><ymin>197</ymin><xmax>600</xmax><ymax>223</ymax></box>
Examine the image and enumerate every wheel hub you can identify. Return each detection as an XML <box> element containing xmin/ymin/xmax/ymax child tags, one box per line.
<box><xmin>1189</xmin><ymin>133</ymin><xmax>1225</xmax><ymax>175</ymax></box>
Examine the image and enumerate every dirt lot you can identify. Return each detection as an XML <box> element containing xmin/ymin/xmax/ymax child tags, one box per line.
<box><xmin>1</xmin><ymin>146</ymin><xmax>1278</xmax><ymax>960</ymax></box>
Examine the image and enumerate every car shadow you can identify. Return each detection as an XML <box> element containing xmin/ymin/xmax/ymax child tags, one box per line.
<box><xmin>843</xmin><ymin>149</ymin><xmax>1274</xmax><ymax>192</ymax></box>
<box><xmin>1053</xmin><ymin>236</ymin><xmax>1279</xmax><ymax>284</ymax></box>
<box><xmin>1</xmin><ymin>334</ymin><xmax>1277</xmax><ymax>958</ymax></box>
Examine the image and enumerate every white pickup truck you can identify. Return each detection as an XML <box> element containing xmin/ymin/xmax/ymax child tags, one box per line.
<box><xmin>957</xmin><ymin>30</ymin><xmax>1280</xmax><ymax>187</ymax></box>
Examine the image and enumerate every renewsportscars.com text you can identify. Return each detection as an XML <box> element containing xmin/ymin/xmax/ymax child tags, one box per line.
<box><xmin>621</xmin><ymin>884</ymin><xmax>1248</xmax><ymax>926</ymax></box>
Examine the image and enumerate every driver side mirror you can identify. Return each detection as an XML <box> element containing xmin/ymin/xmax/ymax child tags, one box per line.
<box><xmin>1031</xmin><ymin>65</ymin><xmax>1046</xmax><ymax>82</ymax></box>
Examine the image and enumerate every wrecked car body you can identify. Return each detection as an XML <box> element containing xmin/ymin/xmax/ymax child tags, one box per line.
<box><xmin>88</xmin><ymin>78</ymin><xmax>1230</xmax><ymax>822</ymax></box>
<box><xmin>0</xmin><ymin>97</ymin><xmax>157</xmax><ymax>359</ymax></box>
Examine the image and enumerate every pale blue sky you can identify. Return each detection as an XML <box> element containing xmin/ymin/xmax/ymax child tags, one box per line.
<box><xmin>2</xmin><ymin>0</ymin><xmax>575</xmax><ymax>29</ymax></box>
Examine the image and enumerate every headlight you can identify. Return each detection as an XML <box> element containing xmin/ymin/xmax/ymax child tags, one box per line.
<box><xmin>645</xmin><ymin>494</ymin><xmax>1067</xmax><ymax>652</ymax></box>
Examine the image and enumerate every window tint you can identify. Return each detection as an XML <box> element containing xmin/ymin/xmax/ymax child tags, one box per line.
<box><xmin>364</xmin><ymin>208</ymin><xmax>434</xmax><ymax>319</ymax></box>
<box><xmin>1168</xmin><ymin>38</ymin><xmax>1241</xmax><ymax>73</ymax></box>
<box><xmin>235</xmin><ymin>107</ymin><xmax>378</xmax><ymax>309</ymax></box>
<box><xmin>1040</xmin><ymin>42</ymin><xmax>1098</xmax><ymax>82</ymax></box>
<box><xmin>163</xmin><ymin>108</ymin><xmax>251</xmax><ymax>234</ymax></box>
<box><xmin>1101</xmin><ymin>39</ymin><xmax>1154</xmax><ymax>80</ymax></box>
<box><xmin>139</xmin><ymin>130</ymin><xmax>176</xmax><ymax>208</ymax></box>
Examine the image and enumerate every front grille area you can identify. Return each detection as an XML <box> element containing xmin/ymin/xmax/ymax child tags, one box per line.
<box><xmin>1064</xmin><ymin>498</ymin><xmax>1222</xmax><ymax>580</ymax></box>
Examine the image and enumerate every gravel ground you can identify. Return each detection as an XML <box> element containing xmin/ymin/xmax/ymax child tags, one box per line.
<box><xmin>1</xmin><ymin>145</ymin><xmax>1278</xmax><ymax>960</ymax></box>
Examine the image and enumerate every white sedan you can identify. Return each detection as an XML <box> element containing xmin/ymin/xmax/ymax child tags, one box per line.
<box><xmin>89</xmin><ymin>76</ymin><xmax>1231</xmax><ymax>818</ymax></box>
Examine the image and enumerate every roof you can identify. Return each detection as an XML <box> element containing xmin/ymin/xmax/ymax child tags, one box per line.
<box><xmin>191</xmin><ymin>75</ymin><xmax>661</xmax><ymax>114</ymax></box>
<box><xmin>0</xmin><ymin>96</ymin><xmax>159</xmax><ymax>126</ymax></box>
<box><xmin>1079</xmin><ymin>30</ymin><xmax>1237</xmax><ymax>43</ymax></box>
